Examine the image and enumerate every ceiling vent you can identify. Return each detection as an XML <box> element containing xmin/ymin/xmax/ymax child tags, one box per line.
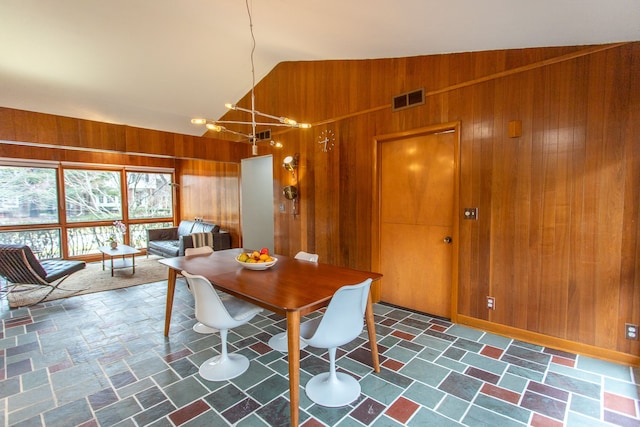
<box><xmin>392</xmin><ymin>88</ymin><xmax>425</xmax><ymax>112</ymax></box>
<box><xmin>255</xmin><ymin>129</ymin><xmax>271</xmax><ymax>141</ymax></box>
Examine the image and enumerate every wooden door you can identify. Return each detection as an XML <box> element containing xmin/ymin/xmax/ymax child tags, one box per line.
<box><xmin>379</xmin><ymin>130</ymin><xmax>455</xmax><ymax>317</ymax></box>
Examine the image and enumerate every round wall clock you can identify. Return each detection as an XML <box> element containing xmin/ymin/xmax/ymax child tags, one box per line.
<box><xmin>318</xmin><ymin>130</ymin><xmax>335</xmax><ymax>153</ymax></box>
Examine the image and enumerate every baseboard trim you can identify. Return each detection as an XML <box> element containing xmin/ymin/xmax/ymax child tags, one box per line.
<box><xmin>457</xmin><ymin>315</ymin><xmax>640</xmax><ymax>367</ymax></box>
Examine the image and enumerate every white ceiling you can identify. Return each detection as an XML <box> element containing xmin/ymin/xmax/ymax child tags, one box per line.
<box><xmin>1</xmin><ymin>0</ymin><xmax>638</xmax><ymax>137</ymax></box>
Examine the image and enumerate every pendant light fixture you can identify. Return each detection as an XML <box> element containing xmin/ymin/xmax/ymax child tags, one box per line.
<box><xmin>191</xmin><ymin>0</ymin><xmax>310</xmax><ymax>155</ymax></box>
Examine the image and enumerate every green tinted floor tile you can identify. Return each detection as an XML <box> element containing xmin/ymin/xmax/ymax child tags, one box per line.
<box><xmin>0</xmin><ymin>281</ymin><xmax>637</xmax><ymax>426</ymax></box>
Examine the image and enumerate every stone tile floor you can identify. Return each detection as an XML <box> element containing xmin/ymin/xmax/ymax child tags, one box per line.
<box><xmin>0</xmin><ymin>278</ymin><xmax>639</xmax><ymax>426</ymax></box>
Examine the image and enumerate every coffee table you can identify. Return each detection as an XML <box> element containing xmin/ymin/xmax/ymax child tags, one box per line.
<box><xmin>98</xmin><ymin>244</ymin><xmax>140</xmax><ymax>276</ymax></box>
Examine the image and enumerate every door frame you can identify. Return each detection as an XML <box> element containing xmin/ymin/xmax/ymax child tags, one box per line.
<box><xmin>371</xmin><ymin>121</ymin><xmax>461</xmax><ymax>322</ymax></box>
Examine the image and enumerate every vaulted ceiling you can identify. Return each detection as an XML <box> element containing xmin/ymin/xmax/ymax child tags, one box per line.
<box><xmin>1</xmin><ymin>0</ymin><xmax>638</xmax><ymax>137</ymax></box>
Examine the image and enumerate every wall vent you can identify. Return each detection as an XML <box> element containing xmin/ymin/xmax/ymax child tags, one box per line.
<box><xmin>255</xmin><ymin>129</ymin><xmax>271</xmax><ymax>141</ymax></box>
<box><xmin>392</xmin><ymin>88</ymin><xmax>425</xmax><ymax>111</ymax></box>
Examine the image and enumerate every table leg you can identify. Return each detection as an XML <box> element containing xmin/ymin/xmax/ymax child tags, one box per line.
<box><xmin>163</xmin><ymin>269</ymin><xmax>178</xmax><ymax>337</ymax></box>
<box><xmin>101</xmin><ymin>253</ymin><xmax>105</xmax><ymax>271</ymax></box>
<box><xmin>111</xmin><ymin>257</ymin><xmax>114</xmax><ymax>277</ymax></box>
<box><xmin>365</xmin><ymin>293</ymin><xmax>380</xmax><ymax>373</ymax></box>
<box><xmin>132</xmin><ymin>254</ymin><xmax>136</xmax><ymax>274</ymax></box>
<box><xmin>286</xmin><ymin>311</ymin><xmax>301</xmax><ymax>426</ymax></box>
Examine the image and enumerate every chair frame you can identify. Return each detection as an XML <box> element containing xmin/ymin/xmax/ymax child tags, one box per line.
<box><xmin>267</xmin><ymin>251</ymin><xmax>319</xmax><ymax>352</ymax></box>
<box><xmin>182</xmin><ymin>271</ymin><xmax>262</xmax><ymax>381</ymax></box>
<box><xmin>0</xmin><ymin>244</ymin><xmax>86</xmax><ymax>306</ymax></box>
<box><xmin>301</xmin><ymin>278</ymin><xmax>373</xmax><ymax>407</ymax></box>
<box><xmin>184</xmin><ymin>245</ymin><xmax>217</xmax><ymax>333</ymax></box>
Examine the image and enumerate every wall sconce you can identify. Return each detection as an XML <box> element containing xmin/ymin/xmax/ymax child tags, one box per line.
<box><xmin>282</xmin><ymin>153</ymin><xmax>299</xmax><ymax>179</ymax></box>
<box><xmin>283</xmin><ymin>185</ymin><xmax>298</xmax><ymax>217</ymax></box>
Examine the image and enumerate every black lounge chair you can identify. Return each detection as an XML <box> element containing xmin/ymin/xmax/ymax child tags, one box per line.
<box><xmin>0</xmin><ymin>244</ymin><xmax>86</xmax><ymax>306</ymax></box>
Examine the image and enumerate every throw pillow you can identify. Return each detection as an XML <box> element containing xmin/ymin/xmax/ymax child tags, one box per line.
<box><xmin>191</xmin><ymin>232</ymin><xmax>214</xmax><ymax>249</ymax></box>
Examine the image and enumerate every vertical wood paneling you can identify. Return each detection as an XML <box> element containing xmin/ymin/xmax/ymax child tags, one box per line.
<box><xmin>178</xmin><ymin>159</ymin><xmax>241</xmax><ymax>247</ymax></box>
<box><xmin>261</xmin><ymin>43</ymin><xmax>640</xmax><ymax>362</ymax></box>
<box><xmin>566</xmin><ymin>56</ymin><xmax>589</xmax><ymax>343</ymax></box>
<box><xmin>1</xmin><ymin>43</ymin><xmax>638</xmax><ymax>363</ymax></box>
<box><xmin>619</xmin><ymin>47</ymin><xmax>640</xmax><ymax>354</ymax></box>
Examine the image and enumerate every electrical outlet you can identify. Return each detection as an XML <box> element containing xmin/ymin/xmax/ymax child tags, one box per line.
<box><xmin>625</xmin><ymin>323</ymin><xmax>638</xmax><ymax>340</ymax></box>
<box><xmin>486</xmin><ymin>296</ymin><xmax>495</xmax><ymax>310</ymax></box>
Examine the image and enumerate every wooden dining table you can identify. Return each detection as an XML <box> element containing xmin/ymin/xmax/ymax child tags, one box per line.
<box><xmin>158</xmin><ymin>248</ymin><xmax>382</xmax><ymax>426</ymax></box>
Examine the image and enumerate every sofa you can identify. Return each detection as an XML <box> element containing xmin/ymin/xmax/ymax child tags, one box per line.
<box><xmin>146</xmin><ymin>220</ymin><xmax>232</xmax><ymax>257</ymax></box>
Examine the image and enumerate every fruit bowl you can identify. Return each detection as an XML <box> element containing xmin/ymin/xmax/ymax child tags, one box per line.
<box><xmin>235</xmin><ymin>255</ymin><xmax>278</xmax><ymax>270</ymax></box>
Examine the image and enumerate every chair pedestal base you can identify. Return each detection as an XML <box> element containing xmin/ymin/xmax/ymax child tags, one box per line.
<box><xmin>199</xmin><ymin>354</ymin><xmax>249</xmax><ymax>381</ymax></box>
<box><xmin>193</xmin><ymin>322</ymin><xmax>218</xmax><ymax>334</ymax></box>
<box><xmin>268</xmin><ymin>331</ymin><xmax>308</xmax><ymax>352</ymax></box>
<box><xmin>305</xmin><ymin>372</ymin><xmax>361</xmax><ymax>407</ymax></box>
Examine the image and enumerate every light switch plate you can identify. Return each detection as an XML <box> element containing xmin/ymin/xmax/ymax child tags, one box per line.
<box><xmin>464</xmin><ymin>208</ymin><xmax>478</xmax><ymax>220</ymax></box>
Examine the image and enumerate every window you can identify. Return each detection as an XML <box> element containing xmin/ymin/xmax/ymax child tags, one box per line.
<box><xmin>0</xmin><ymin>163</ymin><xmax>174</xmax><ymax>259</ymax></box>
<box><xmin>64</xmin><ymin>169</ymin><xmax>122</xmax><ymax>222</ymax></box>
<box><xmin>0</xmin><ymin>166</ymin><xmax>58</xmax><ymax>225</ymax></box>
<box><xmin>127</xmin><ymin>172</ymin><xmax>173</xmax><ymax>219</ymax></box>
<box><xmin>0</xmin><ymin>229</ymin><xmax>61</xmax><ymax>259</ymax></box>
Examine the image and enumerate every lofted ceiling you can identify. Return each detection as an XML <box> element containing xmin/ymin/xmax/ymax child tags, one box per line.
<box><xmin>1</xmin><ymin>0</ymin><xmax>639</xmax><ymax>137</ymax></box>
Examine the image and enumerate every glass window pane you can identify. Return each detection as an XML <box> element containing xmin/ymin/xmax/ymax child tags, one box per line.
<box><xmin>0</xmin><ymin>229</ymin><xmax>61</xmax><ymax>259</ymax></box>
<box><xmin>130</xmin><ymin>222</ymin><xmax>173</xmax><ymax>249</ymax></box>
<box><xmin>127</xmin><ymin>172</ymin><xmax>173</xmax><ymax>219</ymax></box>
<box><xmin>64</xmin><ymin>170</ymin><xmax>122</xmax><ymax>222</ymax></box>
<box><xmin>0</xmin><ymin>166</ymin><xmax>59</xmax><ymax>226</ymax></box>
<box><xmin>67</xmin><ymin>225</ymin><xmax>117</xmax><ymax>256</ymax></box>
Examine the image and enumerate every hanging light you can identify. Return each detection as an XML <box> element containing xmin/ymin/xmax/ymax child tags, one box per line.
<box><xmin>191</xmin><ymin>0</ymin><xmax>310</xmax><ymax>155</ymax></box>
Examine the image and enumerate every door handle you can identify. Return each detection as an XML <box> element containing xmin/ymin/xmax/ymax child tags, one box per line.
<box><xmin>443</xmin><ymin>236</ymin><xmax>452</xmax><ymax>244</ymax></box>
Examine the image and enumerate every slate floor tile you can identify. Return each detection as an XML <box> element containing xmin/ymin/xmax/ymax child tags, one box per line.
<box><xmin>0</xmin><ymin>280</ymin><xmax>638</xmax><ymax>426</ymax></box>
<box><xmin>438</xmin><ymin>371</ymin><xmax>483</xmax><ymax>402</ymax></box>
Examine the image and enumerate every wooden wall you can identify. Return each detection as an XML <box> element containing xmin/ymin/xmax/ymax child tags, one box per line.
<box><xmin>178</xmin><ymin>159</ymin><xmax>241</xmax><ymax>247</ymax></box>
<box><xmin>0</xmin><ymin>107</ymin><xmax>248</xmax><ymax>244</ymax></box>
<box><xmin>0</xmin><ymin>42</ymin><xmax>638</xmax><ymax>364</ymax></box>
<box><xmin>241</xmin><ymin>42</ymin><xmax>639</xmax><ymax>364</ymax></box>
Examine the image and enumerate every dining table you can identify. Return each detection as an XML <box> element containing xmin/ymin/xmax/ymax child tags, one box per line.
<box><xmin>158</xmin><ymin>248</ymin><xmax>382</xmax><ymax>426</ymax></box>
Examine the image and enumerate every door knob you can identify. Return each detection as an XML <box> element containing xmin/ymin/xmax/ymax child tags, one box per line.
<box><xmin>443</xmin><ymin>236</ymin><xmax>452</xmax><ymax>243</ymax></box>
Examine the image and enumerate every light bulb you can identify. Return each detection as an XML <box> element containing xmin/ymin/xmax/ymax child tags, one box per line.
<box><xmin>191</xmin><ymin>118</ymin><xmax>207</xmax><ymax>125</ymax></box>
<box><xmin>206</xmin><ymin>123</ymin><xmax>224</xmax><ymax>132</ymax></box>
<box><xmin>299</xmin><ymin>123</ymin><xmax>312</xmax><ymax>129</ymax></box>
<box><xmin>224</xmin><ymin>103</ymin><xmax>236</xmax><ymax>110</ymax></box>
<box><xmin>283</xmin><ymin>118</ymin><xmax>297</xmax><ymax>126</ymax></box>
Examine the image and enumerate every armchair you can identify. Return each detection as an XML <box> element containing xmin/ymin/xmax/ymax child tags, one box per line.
<box><xmin>0</xmin><ymin>244</ymin><xmax>86</xmax><ymax>305</ymax></box>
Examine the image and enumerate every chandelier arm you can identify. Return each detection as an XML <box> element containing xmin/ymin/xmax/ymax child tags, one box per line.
<box><xmin>214</xmin><ymin>120</ymin><xmax>297</xmax><ymax>128</ymax></box>
<box><xmin>225</xmin><ymin>106</ymin><xmax>289</xmax><ymax>124</ymax></box>
<box><xmin>219</xmin><ymin>128</ymin><xmax>253</xmax><ymax>139</ymax></box>
<box><xmin>191</xmin><ymin>0</ymin><xmax>310</xmax><ymax>152</ymax></box>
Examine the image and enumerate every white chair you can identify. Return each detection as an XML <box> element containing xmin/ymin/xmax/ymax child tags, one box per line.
<box><xmin>301</xmin><ymin>278</ymin><xmax>373</xmax><ymax>407</ymax></box>
<box><xmin>293</xmin><ymin>250</ymin><xmax>319</xmax><ymax>263</ymax></box>
<box><xmin>182</xmin><ymin>271</ymin><xmax>262</xmax><ymax>381</ymax></box>
<box><xmin>267</xmin><ymin>251</ymin><xmax>319</xmax><ymax>352</ymax></box>
<box><xmin>184</xmin><ymin>246</ymin><xmax>217</xmax><ymax>334</ymax></box>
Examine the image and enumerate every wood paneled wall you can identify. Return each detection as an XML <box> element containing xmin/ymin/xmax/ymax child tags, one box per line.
<box><xmin>0</xmin><ymin>42</ymin><xmax>638</xmax><ymax>364</ymax></box>
<box><xmin>0</xmin><ymin>107</ymin><xmax>249</xmax><ymax>163</ymax></box>
<box><xmin>245</xmin><ymin>42</ymin><xmax>639</xmax><ymax>364</ymax></box>
<box><xmin>178</xmin><ymin>159</ymin><xmax>241</xmax><ymax>247</ymax></box>
<box><xmin>0</xmin><ymin>107</ymin><xmax>248</xmax><ymax>243</ymax></box>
